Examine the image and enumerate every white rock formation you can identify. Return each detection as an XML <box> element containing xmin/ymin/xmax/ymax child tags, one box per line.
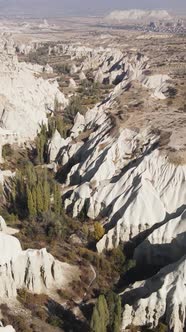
<box><xmin>105</xmin><ymin>10</ymin><xmax>171</xmax><ymax>22</ymax></box>
<box><xmin>0</xmin><ymin>34</ymin><xmax>67</xmax><ymax>161</ymax></box>
<box><xmin>0</xmin><ymin>216</ymin><xmax>7</xmax><ymax>232</ymax></box>
<box><xmin>134</xmin><ymin>210</ymin><xmax>186</xmax><ymax>266</ymax></box>
<box><xmin>139</xmin><ymin>74</ymin><xmax>171</xmax><ymax>99</ymax></box>
<box><xmin>79</xmin><ymin>71</ymin><xmax>86</xmax><ymax>81</ymax></box>
<box><xmin>69</xmin><ymin>78</ymin><xmax>77</xmax><ymax>89</ymax></box>
<box><xmin>46</xmin><ymin>42</ymin><xmax>171</xmax><ymax>99</ymax></box>
<box><xmin>0</xmin><ymin>219</ymin><xmax>79</xmax><ymax>299</ymax></box>
<box><xmin>44</xmin><ymin>63</ymin><xmax>53</xmax><ymax>74</ymax></box>
<box><xmin>55</xmin><ymin>99</ymin><xmax>186</xmax><ymax>253</ymax></box>
<box><xmin>121</xmin><ymin>255</ymin><xmax>186</xmax><ymax>332</ymax></box>
<box><xmin>94</xmin><ymin>68</ymin><xmax>104</xmax><ymax>84</ymax></box>
<box><xmin>0</xmin><ymin>170</ymin><xmax>15</xmax><ymax>185</ymax></box>
<box><xmin>42</xmin><ymin>39</ymin><xmax>185</xmax><ymax>332</ymax></box>
<box><xmin>48</xmin><ymin>130</ymin><xmax>70</xmax><ymax>162</ymax></box>
<box><xmin>0</xmin><ymin>326</ymin><xmax>16</xmax><ymax>332</ymax></box>
<box><xmin>70</xmin><ymin>112</ymin><xmax>86</xmax><ymax>138</ymax></box>
<box><xmin>70</xmin><ymin>63</ymin><xmax>78</xmax><ymax>75</ymax></box>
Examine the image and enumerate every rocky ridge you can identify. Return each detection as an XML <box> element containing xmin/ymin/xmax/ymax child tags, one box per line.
<box><xmin>121</xmin><ymin>255</ymin><xmax>186</xmax><ymax>332</ymax></box>
<box><xmin>46</xmin><ymin>45</ymin><xmax>186</xmax><ymax>331</ymax></box>
<box><xmin>0</xmin><ymin>34</ymin><xmax>67</xmax><ymax>162</ymax></box>
<box><xmin>0</xmin><ymin>35</ymin><xmax>185</xmax><ymax>330</ymax></box>
<box><xmin>0</xmin><ymin>217</ymin><xmax>79</xmax><ymax>299</ymax></box>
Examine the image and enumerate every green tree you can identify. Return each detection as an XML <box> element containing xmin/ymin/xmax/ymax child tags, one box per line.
<box><xmin>64</xmin><ymin>96</ymin><xmax>84</xmax><ymax>124</ymax></box>
<box><xmin>90</xmin><ymin>306</ymin><xmax>100</xmax><ymax>332</ymax></box>
<box><xmin>91</xmin><ymin>295</ymin><xmax>109</xmax><ymax>332</ymax></box>
<box><xmin>36</xmin><ymin>124</ymin><xmax>47</xmax><ymax>164</ymax></box>
<box><xmin>36</xmin><ymin>183</ymin><xmax>44</xmax><ymax>214</ymax></box>
<box><xmin>27</xmin><ymin>188</ymin><xmax>36</xmax><ymax>218</ymax></box>
<box><xmin>106</xmin><ymin>291</ymin><xmax>122</xmax><ymax>332</ymax></box>
<box><xmin>113</xmin><ymin>297</ymin><xmax>122</xmax><ymax>332</ymax></box>
<box><xmin>43</xmin><ymin>172</ymin><xmax>50</xmax><ymax>212</ymax></box>
<box><xmin>32</xmin><ymin>187</ymin><xmax>37</xmax><ymax>213</ymax></box>
<box><xmin>48</xmin><ymin>116</ymin><xmax>56</xmax><ymax>138</ymax></box>
<box><xmin>53</xmin><ymin>184</ymin><xmax>61</xmax><ymax>215</ymax></box>
<box><xmin>26</xmin><ymin>163</ymin><xmax>37</xmax><ymax>187</ymax></box>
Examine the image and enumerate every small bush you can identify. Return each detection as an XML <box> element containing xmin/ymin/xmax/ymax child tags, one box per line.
<box><xmin>93</xmin><ymin>222</ymin><xmax>105</xmax><ymax>241</ymax></box>
<box><xmin>47</xmin><ymin>315</ymin><xmax>62</xmax><ymax>328</ymax></box>
<box><xmin>2</xmin><ymin>144</ymin><xmax>13</xmax><ymax>160</ymax></box>
<box><xmin>64</xmin><ymin>96</ymin><xmax>85</xmax><ymax>124</ymax></box>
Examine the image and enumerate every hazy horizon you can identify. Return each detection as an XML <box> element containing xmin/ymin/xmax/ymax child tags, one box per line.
<box><xmin>0</xmin><ymin>0</ymin><xmax>186</xmax><ymax>17</ymax></box>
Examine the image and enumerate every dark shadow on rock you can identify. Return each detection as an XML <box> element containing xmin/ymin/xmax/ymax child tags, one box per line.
<box><xmin>56</xmin><ymin>121</ymin><xmax>113</xmax><ymax>185</ymax></box>
<box><xmin>120</xmin><ymin>254</ymin><xmax>186</xmax><ymax>306</ymax></box>
<box><xmin>47</xmin><ymin>299</ymin><xmax>89</xmax><ymax>332</ymax></box>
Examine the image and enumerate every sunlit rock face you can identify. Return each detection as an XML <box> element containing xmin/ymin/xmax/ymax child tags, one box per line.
<box><xmin>48</xmin><ymin>43</ymin><xmax>171</xmax><ymax>98</ymax></box>
<box><xmin>53</xmin><ymin>100</ymin><xmax>186</xmax><ymax>254</ymax></box>
<box><xmin>0</xmin><ymin>326</ymin><xmax>16</xmax><ymax>332</ymax></box>
<box><xmin>47</xmin><ymin>43</ymin><xmax>186</xmax><ymax>331</ymax></box>
<box><xmin>0</xmin><ymin>34</ymin><xmax>67</xmax><ymax>144</ymax></box>
<box><xmin>121</xmin><ymin>255</ymin><xmax>186</xmax><ymax>332</ymax></box>
<box><xmin>48</xmin><ymin>43</ymin><xmax>185</xmax><ymax>256</ymax></box>
<box><xmin>0</xmin><ymin>218</ymin><xmax>79</xmax><ymax>299</ymax></box>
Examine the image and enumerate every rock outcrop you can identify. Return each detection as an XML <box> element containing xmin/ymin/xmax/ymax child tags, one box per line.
<box><xmin>134</xmin><ymin>209</ymin><xmax>186</xmax><ymax>266</ymax></box>
<box><xmin>121</xmin><ymin>255</ymin><xmax>186</xmax><ymax>332</ymax></box>
<box><xmin>105</xmin><ymin>9</ymin><xmax>171</xmax><ymax>22</ymax></box>
<box><xmin>0</xmin><ymin>218</ymin><xmax>79</xmax><ymax>299</ymax></box>
<box><xmin>0</xmin><ymin>326</ymin><xmax>15</xmax><ymax>332</ymax></box>
<box><xmin>47</xmin><ymin>43</ymin><xmax>186</xmax><ymax>331</ymax></box>
<box><xmin>0</xmin><ymin>34</ymin><xmax>67</xmax><ymax>161</ymax></box>
<box><xmin>48</xmin><ymin>43</ymin><xmax>171</xmax><ymax>97</ymax></box>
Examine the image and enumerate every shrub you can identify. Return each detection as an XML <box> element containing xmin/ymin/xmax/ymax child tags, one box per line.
<box><xmin>2</xmin><ymin>144</ymin><xmax>13</xmax><ymax>159</ymax></box>
<box><xmin>93</xmin><ymin>222</ymin><xmax>105</xmax><ymax>241</ymax></box>
<box><xmin>47</xmin><ymin>315</ymin><xmax>62</xmax><ymax>328</ymax></box>
<box><xmin>64</xmin><ymin>96</ymin><xmax>85</xmax><ymax>124</ymax></box>
<box><xmin>54</xmin><ymin>63</ymin><xmax>70</xmax><ymax>74</ymax></box>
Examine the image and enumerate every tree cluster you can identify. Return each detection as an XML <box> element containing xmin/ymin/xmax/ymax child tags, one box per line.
<box><xmin>9</xmin><ymin>163</ymin><xmax>61</xmax><ymax>220</ymax></box>
<box><xmin>91</xmin><ymin>292</ymin><xmax>122</xmax><ymax>332</ymax></box>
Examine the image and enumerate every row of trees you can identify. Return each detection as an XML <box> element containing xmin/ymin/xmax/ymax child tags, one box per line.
<box><xmin>8</xmin><ymin>163</ymin><xmax>61</xmax><ymax>219</ymax></box>
<box><xmin>91</xmin><ymin>292</ymin><xmax>122</xmax><ymax>332</ymax></box>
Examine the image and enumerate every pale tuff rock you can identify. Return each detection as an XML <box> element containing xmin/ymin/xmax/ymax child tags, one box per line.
<box><xmin>0</xmin><ymin>216</ymin><xmax>19</xmax><ymax>236</ymax></box>
<box><xmin>44</xmin><ymin>63</ymin><xmax>53</xmax><ymax>74</ymax></box>
<box><xmin>70</xmin><ymin>63</ymin><xmax>78</xmax><ymax>75</ymax></box>
<box><xmin>0</xmin><ymin>170</ymin><xmax>15</xmax><ymax>185</ymax></box>
<box><xmin>105</xmin><ymin>9</ymin><xmax>171</xmax><ymax>22</ymax></box>
<box><xmin>0</xmin><ymin>216</ymin><xmax>7</xmax><ymax>232</ymax></box>
<box><xmin>79</xmin><ymin>71</ymin><xmax>86</xmax><ymax>81</ymax></box>
<box><xmin>139</xmin><ymin>74</ymin><xmax>171</xmax><ymax>99</ymax></box>
<box><xmin>55</xmin><ymin>95</ymin><xmax>186</xmax><ymax>252</ymax></box>
<box><xmin>51</xmin><ymin>46</ymin><xmax>179</xmax><ymax>254</ymax></box>
<box><xmin>56</xmin><ymin>102</ymin><xmax>186</xmax><ymax>253</ymax></box>
<box><xmin>45</xmin><ymin>42</ymin><xmax>171</xmax><ymax>99</ymax></box>
<box><xmin>0</xmin><ymin>232</ymin><xmax>22</xmax><ymax>266</ymax></box>
<box><xmin>69</xmin><ymin>78</ymin><xmax>77</xmax><ymax>89</ymax></box>
<box><xmin>94</xmin><ymin>68</ymin><xmax>104</xmax><ymax>84</ymax></box>
<box><xmin>48</xmin><ymin>112</ymin><xmax>85</xmax><ymax>162</ymax></box>
<box><xmin>134</xmin><ymin>210</ymin><xmax>186</xmax><ymax>266</ymax></box>
<box><xmin>16</xmin><ymin>41</ymin><xmax>39</xmax><ymax>55</ymax></box>
<box><xmin>0</xmin><ymin>35</ymin><xmax>67</xmax><ymax>145</ymax></box>
<box><xmin>70</xmin><ymin>112</ymin><xmax>86</xmax><ymax>138</ymax></box>
<box><xmin>0</xmin><ymin>219</ymin><xmax>79</xmax><ymax>298</ymax></box>
<box><xmin>48</xmin><ymin>130</ymin><xmax>70</xmax><ymax>162</ymax></box>
<box><xmin>0</xmin><ymin>326</ymin><xmax>16</xmax><ymax>332</ymax></box>
<box><xmin>121</xmin><ymin>255</ymin><xmax>186</xmax><ymax>332</ymax></box>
